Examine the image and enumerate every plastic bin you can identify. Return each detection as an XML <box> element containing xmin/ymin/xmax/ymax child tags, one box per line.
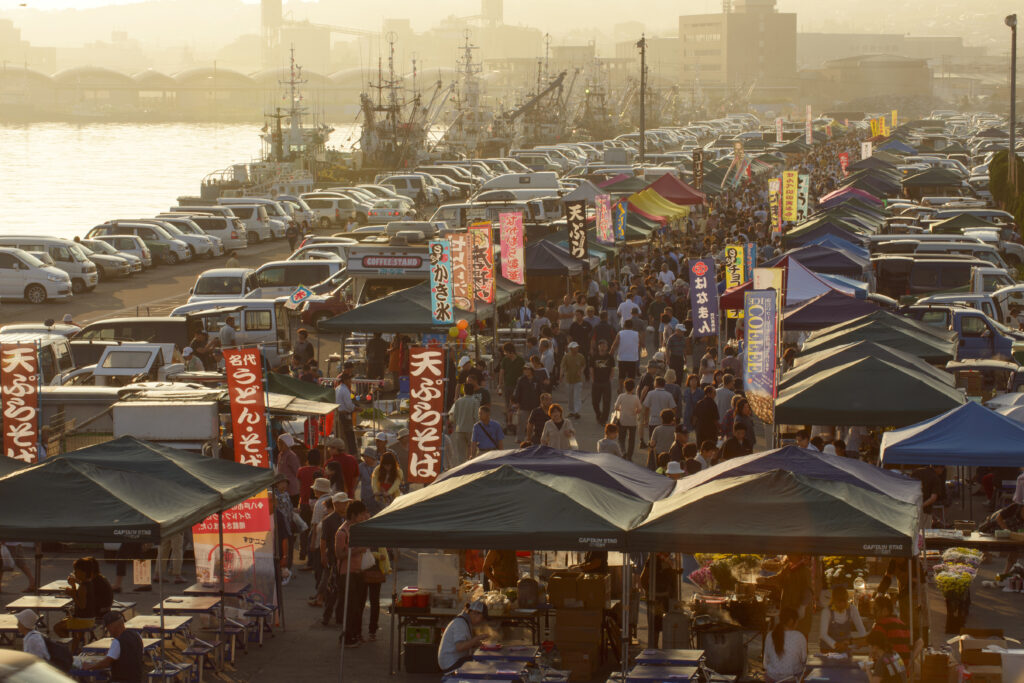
<box><xmin>696</xmin><ymin>628</ymin><xmax>746</xmax><ymax>676</ymax></box>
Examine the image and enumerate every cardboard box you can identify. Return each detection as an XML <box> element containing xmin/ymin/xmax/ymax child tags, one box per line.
<box><xmin>554</xmin><ymin>624</ymin><xmax>602</xmax><ymax>646</ymax></box>
<box><xmin>560</xmin><ymin>647</ymin><xmax>598</xmax><ymax>681</ymax></box>
<box><xmin>547</xmin><ymin>571</ymin><xmax>581</xmax><ymax>609</ymax></box>
<box><xmin>556</xmin><ymin>608</ymin><xmax>603</xmax><ymax>628</ymax></box>
<box><xmin>577</xmin><ymin>573</ymin><xmax>611</xmax><ymax>610</ymax></box>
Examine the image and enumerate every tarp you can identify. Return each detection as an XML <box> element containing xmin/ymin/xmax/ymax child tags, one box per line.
<box><xmin>598</xmin><ymin>174</ymin><xmax>651</xmax><ymax>194</ymax></box>
<box><xmin>267</xmin><ymin>372</ymin><xmax>334</xmax><ymax>404</ymax></box>
<box><xmin>804</xmin><ymin>234</ymin><xmax>870</xmax><ymax>260</ymax></box>
<box><xmin>435</xmin><ymin>445</ymin><xmax>674</xmax><ymax>502</ymax></box>
<box><xmin>784</xmin><ymin>221</ymin><xmax>870</xmax><ymax>249</ymax></box>
<box><xmin>800</xmin><ymin>310</ymin><xmax>957</xmax><ymax>362</ymax></box>
<box><xmin>318</xmin><ymin>279</ymin><xmax>520</xmax><ymax>334</ymax></box>
<box><xmin>0</xmin><ymin>456</ymin><xmax>27</xmax><ymax>477</ymax></box>
<box><xmin>630</xmin><ymin>470</ymin><xmax>919</xmax><ymax>556</ymax></box>
<box><xmin>902</xmin><ymin>168</ymin><xmax>963</xmax><ymax>187</ymax></box>
<box><xmin>877</xmin><ymin>139</ymin><xmax>917</xmax><ymax>155</ymax></box>
<box><xmin>672</xmin><ymin>445</ymin><xmax>922</xmax><ymax>505</ymax></box>
<box><xmin>646</xmin><ymin>173</ymin><xmax>706</xmax><ymax>205</ymax></box>
<box><xmin>764</xmin><ymin>244</ymin><xmax>869</xmax><ymax>278</ymax></box>
<box><xmin>930</xmin><ymin>213</ymin><xmax>998</xmax><ymax>233</ymax></box>
<box><xmin>850</xmin><ymin>156</ymin><xmax>897</xmax><ymax>171</ymax></box>
<box><xmin>775</xmin><ymin>356</ymin><xmax>966</xmax><ymax>426</ymax></box>
<box><xmin>783</xmin><ymin>291</ymin><xmax>880</xmax><ymax>331</ymax></box>
<box><xmin>561</xmin><ymin>179</ymin><xmax>604</xmax><ymax>203</ymax></box>
<box><xmin>349</xmin><ymin>465</ymin><xmax>650</xmax><ymax>550</ymax></box>
<box><xmin>719</xmin><ymin>256</ymin><xmax>862</xmax><ymax>310</ymax></box>
<box><xmin>0</xmin><ymin>437</ymin><xmax>276</xmax><ymax>542</ymax></box>
<box><xmin>818</xmin><ymin>186</ymin><xmax>883</xmax><ymax>208</ymax></box>
<box><xmin>880</xmin><ymin>401</ymin><xmax>1024</xmax><ymax>467</ymax></box>
<box><xmin>524</xmin><ymin>240</ymin><xmax>584</xmax><ymax>276</ymax></box>
<box><xmin>785</xmin><ymin>340</ymin><xmax>955</xmax><ymax>390</ymax></box>
<box><xmin>628</xmin><ymin>189</ymin><xmax>691</xmax><ymax>220</ymax></box>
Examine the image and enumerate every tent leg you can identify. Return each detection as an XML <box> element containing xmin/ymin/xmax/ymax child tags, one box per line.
<box><xmin>218</xmin><ymin>511</ymin><xmax>226</xmax><ymax>635</ymax></box>
<box><xmin>621</xmin><ymin>559</ymin><xmax>630</xmax><ymax>678</ymax></box>
<box><xmin>339</xmin><ymin>548</ymin><xmax>352</xmax><ymax>683</ymax></box>
<box><xmin>158</xmin><ymin>544</ymin><xmax>166</xmax><ymax>665</ymax></box>
<box><xmin>647</xmin><ymin>553</ymin><xmax>655</xmax><ymax>648</ymax></box>
<box><xmin>389</xmin><ymin>552</ymin><xmax>398</xmax><ymax>676</ymax></box>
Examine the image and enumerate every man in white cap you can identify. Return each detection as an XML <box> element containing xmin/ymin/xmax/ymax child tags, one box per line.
<box><xmin>305</xmin><ymin>477</ymin><xmax>333</xmax><ymax>583</ymax></box>
<box><xmin>182</xmin><ymin>346</ymin><xmax>202</xmax><ymax>372</ymax></box>
<box><xmin>16</xmin><ymin>609</ymin><xmax>47</xmax><ymax>661</ymax></box>
<box><xmin>61</xmin><ymin>313</ymin><xmax>80</xmax><ymax>329</ymax></box>
<box><xmin>665</xmin><ymin>460</ymin><xmax>684</xmax><ymax>481</ymax></box>
<box><xmin>438</xmin><ymin>600</ymin><xmax>490</xmax><ymax>673</ymax></box>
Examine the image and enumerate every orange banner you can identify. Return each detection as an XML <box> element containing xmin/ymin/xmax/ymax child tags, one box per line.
<box><xmin>223</xmin><ymin>347</ymin><xmax>269</xmax><ymax>468</ymax></box>
<box><xmin>2</xmin><ymin>343</ymin><xmax>40</xmax><ymax>463</ymax></box>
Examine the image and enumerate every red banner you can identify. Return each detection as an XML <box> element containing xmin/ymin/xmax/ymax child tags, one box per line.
<box><xmin>469</xmin><ymin>221</ymin><xmax>495</xmax><ymax>304</ymax></box>
<box><xmin>1</xmin><ymin>343</ymin><xmax>39</xmax><ymax>463</ymax></box>
<box><xmin>839</xmin><ymin>152</ymin><xmax>850</xmax><ymax>177</ymax></box>
<box><xmin>407</xmin><ymin>346</ymin><xmax>445</xmax><ymax>484</ymax></box>
<box><xmin>223</xmin><ymin>347</ymin><xmax>269</xmax><ymax>468</ymax></box>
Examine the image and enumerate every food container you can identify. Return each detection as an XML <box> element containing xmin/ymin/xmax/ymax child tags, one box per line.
<box><xmin>401</xmin><ymin>587</ymin><xmax>420</xmax><ymax>607</ymax></box>
<box><xmin>415</xmin><ymin>590</ymin><xmax>431</xmax><ymax>608</ymax></box>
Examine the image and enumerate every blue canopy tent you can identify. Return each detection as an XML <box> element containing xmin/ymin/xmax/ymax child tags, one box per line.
<box><xmin>764</xmin><ymin>244</ymin><xmax>870</xmax><ymax>278</ymax></box>
<box><xmin>435</xmin><ymin>444</ymin><xmax>674</xmax><ymax>501</ymax></box>
<box><xmin>783</xmin><ymin>290</ymin><xmax>880</xmax><ymax>331</ymax></box>
<box><xmin>805</xmin><ymin>234</ymin><xmax>870</xmax><ymax>260</ymax></box>
<box><xmin>672</xmin><ymin>445</ymin><xmax>922</xmax><ymax>505</ymax></box>
<box><xmin>818</xmin><ymin>272</ymin><xmax>870</xmax><ymax>296</ymax></box>
<box><xmin>880</xmin><ymin>401</ymin><xmax>1024</xmax><ymax>467</ymax></box>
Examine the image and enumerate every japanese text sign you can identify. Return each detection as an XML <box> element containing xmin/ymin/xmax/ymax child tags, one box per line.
<box><xmin>595</xmin><ymin>194</ymin><xmax>614</xmax><ymax>244</ymax></box>
<box><xmin>796</xmin><ymin>173</ymin><xmax>810</xmax><ymax>221</ymax></box>
<box><xmin>450</xmin><ymin>232</ymin><xmax>475</xmax><ymax>311</ymax></box>
<box><xmin>223</xmin><ymin>347</ymin><xmax>269</xmax><ymax>468</ymax></box>
<box><xmin>613</xmin><ymin>201</ymin><xmax>627</xmax><ymax>240</ymax></box>
<box><xmin>724</xmin><ymin>245</ymin><xmax>745</xmax><ymax>320</ymax></box>
<box><xmin>839</xmin><ymin>152</ymin><xmax>850</xmax><ymax>176</ymax></box>
<box><xmin>498</xmin><ymin>212</ymin><xmax>525</xmax><ymax>286</ymax></box>
<box><xmin>781</xmin><ymin>170</ymin><xmax>799</xmax><ymax>222</ymax></box>
<box><xmin>468</xmin><ymin>222</ymin><xmax>495</xmax><ymax>303</ymax></box>
<box><xmin>1</xmin><ymin>343</ymin><xmax>39</xmax><ymax>463</ymax></box>
<box><xmin>775</xmin><ymin>117</ymin><xmax>784</xmax><ymax>143</ymax></box>
<box><xmin>428</xmin><ymin>239</ymin><xmax>453</xmax><ymax>325</ymax></box>
<box><xmin>692</xmin><ymin>149</ymin><xmax>704</xmax><ymax>191</ymax></box>
<box><xmin>687</xmin><ymin>258</ymin><xmax>719</xmax><ymax>338</ymax></box>
<box><xmin>565</xmin><ymin>200</ymin><xmax>587</xmax><ymax>260</ymax></box>
<box><xmin>407</xmin><ymin>347</ymin><xmax>445</xmax><ymax>484</ymax></box>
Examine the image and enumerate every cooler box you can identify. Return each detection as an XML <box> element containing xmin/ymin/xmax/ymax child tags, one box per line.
<box><xmin>404</xmin><ymin>625</ymin><xmax>442</xmax><ymax>674</ymax></box>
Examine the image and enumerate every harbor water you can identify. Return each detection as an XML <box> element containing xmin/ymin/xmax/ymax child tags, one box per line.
<box><xmin>0</xmin><ymin>122</ymin><xmax>365</xmax><ymax>240</ymax></box>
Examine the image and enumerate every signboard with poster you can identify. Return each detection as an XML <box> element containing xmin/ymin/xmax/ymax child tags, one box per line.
<box><xmin>428</xmin><ymin>239</ymin><xmax>453</xmax><ymax>325</ymax></box>
<box><xmin>407</xmin><ymin>346</ymin><xmax>446</xmax><ymax>484</ymax></box>
<box><xmin>595</xmin><ymin>195</ymin><xmax>614</xmax><ymax>245</ymax></box>
<box><xmin>1</xmin><ymin>343</ymin><xmax>40</xmax><ymax>463</ymax></box>
<box><xmin>498</xmin><ymin>212</ymin><xmax>525</xmax><ymax>285</ymax></box>
<box><xmin>839</xmin><ymin>152</ymin><xmax>850</xmax><ymax>176</ymax></box>
<box><xmin>687</xmin><ymin>258</ymin><xmax>719</xmax><ymax>338</ymax></box>
<box><xmin>742</xmin><ymin>290</ymin><xmax>779</xmax><ymax>424</ymax></box>
<box><xmin>613</xmin><ymin>201</ymin><xmax>627</xmax><ymax>241</ymax></box>
<box><xmin>781</xmin><ymin>170</ymin><xmax>799</xmax><ymax>222</ymax></box>
<box><xmin>223</xmin><ymin>347</ymin><xmax>269</xmax><ymax>469</ymax></box>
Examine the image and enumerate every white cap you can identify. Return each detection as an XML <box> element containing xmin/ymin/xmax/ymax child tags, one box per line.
<box><xmin>279</xmin><ymin>433</ymin><xmax>295</xmax><ymax>447</ymax></box>
<box><xmin>375</xmin><ymin>431</ymin><xmax>388</xmax><ymax>442</ymax></box>
<box><xmin>332</xmin><ymin>492</ymin><xmax>350</xmax><ymax>504</ymax></box>
<box><xmin>458</xmin><ymin>356</ymin><xmax>471</xmax><ymax>367</ymax></box>
<box><xmin>183</xmin><ymin>346</ymin><xmax>194</xmax><ymax>356</ymax></box>
<box><xmin>568</xmin><ymin>341</ymin><xmax>579</xmax><ymax>348</ymax></box>
<box><xmin>666</xmin><ymin>461</ymin><xmax>684</xmax><ymax>475</ymax></box>
<box><xmin>16</xmin><ymin>609</ymin><xmax>38</xmax><ymax>630</ymax></box>
<box><xmin>62</xmin><ymin>314</ymin><xmax>74</xmax><ymax>323</ymax></box>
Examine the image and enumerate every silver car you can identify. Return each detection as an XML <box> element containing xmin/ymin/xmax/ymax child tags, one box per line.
<box><xmin>82</xmin><ymin>238</ymin><xmax>143</xmax><ymax>273</ymax></box>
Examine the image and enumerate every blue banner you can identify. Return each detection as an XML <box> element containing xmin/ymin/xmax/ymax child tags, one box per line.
<box><xmin>613</xmin><ymin>201</ymin><xmax>627</xmax><ymax>241</ymax></box>
<box><xmin>744</xmin><ymin>242</ymin><xmax>756</xmax><ymax>282</ymax></box>
<box><xmin>687</xmin><ymin>258</ymin><xmax>719</xmax><ymax>338</ymax></box>
<box><xmin>742</xmin><ymin>289</ymin><xmax>778</xmax><ymax>424</ymax></box>
<box><xmin>428</xmin><ymin>239</ymin><xmax>453</xmax><ymax>325</ymax></box>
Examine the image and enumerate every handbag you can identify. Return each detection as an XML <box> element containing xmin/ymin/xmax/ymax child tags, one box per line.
<box><xmin>363</xmin><ymin>563</ymin><xmax>386</xmax><ymax>584</ymax></box>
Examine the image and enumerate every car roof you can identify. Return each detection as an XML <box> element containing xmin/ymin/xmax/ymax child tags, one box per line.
<box><xmin>82</xmin><ymin>317</ymin><xmax>186</xmax><ymax>325</ymax></box>
<box><xmin>196</xmin><ymin>268</ymin><xmax>253</xmax><ymax>277</ymax></box>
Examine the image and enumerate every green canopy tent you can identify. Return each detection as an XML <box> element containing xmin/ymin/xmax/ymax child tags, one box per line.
<box><xmin>775</xmin><ymin>355</ymin><xmax>966</xmax><ymax>426</ymax></box>
<box><xmin>0</xmin><ymin>436</ymin><xmax>277</xmax><ymax>542</ymax></box>
<box><xmin>267</xmin><ymin>372</ymin><xmax>335</xmax><ymax>403</ymax></box>
<box><xmin>783</xmin><ymin>340</ymin><xmax>955</xmax><ymax>390</ymax></box>
<box><xmin>808</xmin><ymin>309</ymin><xmax>957</xmax><ymax>343</ymax></box>
<box><xmin>0</xmin><ymin>456</ymin><xmax>27</xmax><ymax>477</ymax></box>
<box><xmin>349</xmin><ymin>465</ymin><xmax>650</xmax><ymax>550</ymax></box>
<box><xmin>630</xmin><ymin>470</ymin><xmax>919</xmax><ymax>557</ymax></box>
<box><xmin>929</xmin><ymin>213</ymin><xmax>999</xmax><ymax>234</ymax></box>
<box><xmin>799</xmin><ymin>310</ymin><xmax>957</xmax><ymax>363</ymax></box>
<box><xmin>317</xmin><ymin>279</ymin><xmax>521</xmax><ymax>335</ymax></box>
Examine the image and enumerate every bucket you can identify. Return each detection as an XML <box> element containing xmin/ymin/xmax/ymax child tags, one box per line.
<box><xmin>697</xmin><ymin>628</ymin><xmax>746</xmax><ymax>676</ymax></box>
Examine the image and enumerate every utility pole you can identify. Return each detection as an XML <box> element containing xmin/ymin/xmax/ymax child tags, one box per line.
<box><xmin>637</xmin><ymin>33</ymin><xmax>647</xmax><ymax>164</ymax></box>
<box><xmin>1008</xmin><ymin>14</ymin><xmax>1018</xmax><ymax>192</ymax></box>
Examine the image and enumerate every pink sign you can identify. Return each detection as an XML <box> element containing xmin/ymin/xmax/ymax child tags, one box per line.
<box><xmin>595</xmin><ymin>194</ymin><xmax>614</xmax><ymax>244</ymax></box>
<box><xmin>499</xmin><ymin>212</ymin><xmax>525</xmax><ymax>285</ymax></box>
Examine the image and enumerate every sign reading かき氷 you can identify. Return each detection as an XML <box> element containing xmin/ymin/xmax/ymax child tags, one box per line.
<box><xmin>428</xmin><ymin>239</ymin><xmax>453</xmax><ymax>325</ymax></box>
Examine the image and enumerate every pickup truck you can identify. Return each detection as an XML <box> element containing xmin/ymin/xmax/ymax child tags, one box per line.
<box><xmin>904</xmin><ymin>305</ymin><xmax>1024</xmax><ymax>361</ymax></box>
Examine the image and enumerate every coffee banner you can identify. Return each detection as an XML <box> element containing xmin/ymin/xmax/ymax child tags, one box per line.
<box><xmin>742</xmin><ymin>290</ymin><xmax>779</xmax><ymax>424</ymax></box>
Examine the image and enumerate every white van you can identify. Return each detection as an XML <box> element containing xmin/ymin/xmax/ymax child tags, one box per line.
<box><xmin>188</xmin><ymin>268</ymin><xmax>257</xmax><ymax>303</ymax></box>
<box><xmin>169</xmin><ymin>298</ymin><xmax>292</xmax><ymax>367</ymax></box>
<box><xmin>301</xmin><ymin>195</ymin><xmax>358</xmax><ymax>229</ymax></box>
<box><xmin>249</xmin><ymin>260</ymin><xmax>343</xmax><ymax>299</ymax></box>
<box><xmin>217</xmin><ymin>197</ymin><xmax>294</xmax><ymax>234</ymax></box>
<box><xmin>160</xmin><ymin>213</ymin><xmax>248</xmax><ymax>251</ymax></box>
<box><xmin>0</xmin><ymin>236</ymin><xmax>98</xmax><ymax>294</ymax></box>
<box><xmin>478</xmin><ymin>172</ymin><xmax>560</xmax><ymax>192</ymax></box>
<box><xmin>218</xmin><ymin>205</ymin><xmax>277</xmax><ymax>243</ymax></box>
<box><xmin>0</xmin><ymin>247</ymin><xmax>73</xmax><ymax>303</ymax></box>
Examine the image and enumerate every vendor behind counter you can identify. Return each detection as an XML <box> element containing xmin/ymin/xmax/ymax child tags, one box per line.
<box><xmin>438</xmin><ymin>600</ymin><xmax>490</xmax><ymax>673</ymax></box>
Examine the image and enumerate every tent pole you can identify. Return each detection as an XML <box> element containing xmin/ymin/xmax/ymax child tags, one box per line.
<box><xmin>339</xmin><ymin>547</ymin><xmax>352</xmax><ymax>683</ymax></box>
<box><xmin>388</xmin><ymin>551</ymin><xmax>399</xmax><ymax>676</ymax></box>
<box><xmin>158</xmin><ymin>543</ymin><xmax>166</xmax><ymax>664</ymax></box>
<box><xmin>621</xmin><ymin>558</ymin><xmax>629</xmax><ymax>678</ymax></box>
<box><xmin>908</xmin><ymin>557</ymin><xmax>916</xmax><ymax>669</ymax></box>
<box><xmin>218</xmin><ymin>510</ymin><xmax>226</xmax><ymax>635</ymax></box>
<box><xmin>648</xmin><ymin>553</ymin><xmax>655</xmax><ymax>648</ymax></box>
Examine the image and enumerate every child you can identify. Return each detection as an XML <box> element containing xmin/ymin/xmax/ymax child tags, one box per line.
<box><xmin>866</xmin><ymin>630</ymin><xmax>907</xmax><ymax>683</ymax></box>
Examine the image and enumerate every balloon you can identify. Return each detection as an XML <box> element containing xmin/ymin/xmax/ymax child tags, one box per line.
<box><xmin>449</xmin><ymin>327</ymin><xmax>459</xmax><ymax>338</ymax></box>
<box><xmin>458</xmin><ymin>329</ymin><xmax>468</xmax><ymax>340</ymax></box>
<box><xmin>456</xmin><ymin>319</ymin><xmax>469</xmax><ymax>330</ymax></box>
<box><xmin>365</xmin><ymin>394</ymin><xmax>373</xmax><ymax>402</ymax></box>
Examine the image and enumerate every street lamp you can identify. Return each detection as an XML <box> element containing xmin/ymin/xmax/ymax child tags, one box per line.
<box><xmin>1007</xmin><ymin>13</ymin><xmax>1017</xmax><ymax>192</ymax></box>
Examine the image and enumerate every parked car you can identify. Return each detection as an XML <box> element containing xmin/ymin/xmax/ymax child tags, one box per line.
<box><xmin>218</xmin><ymin>205</ymin><xmax>278</xmax><ymax>243</ymax></box>
<box><xmin>81</xmin><ymin>238</ymin><xmax>143</xmax><ymax>273</ymax></box>
<box><xmin>76</xmin><ymin>242</ymin><xmax>132</xmax><ymax>281</ymax></box>
<box><xmin>248</xmin><ymin>260</ymin><xmax>344</xmax><ymax>299</ymax></box>
<box><xmin>86</xmin><ymin>222</ymin><xmax>191</xmax><ymax>266</ymax></box>
<box><xmin>88</xmin><ymin>234</ymin><xmax>153</xmax><ymax>268</ymax></box>
<box><xmin>159</xmin><ymin>213</ymin><xmax>247</xmax><ymax>251</ymax></box>
<box><xmin>0</xmin><ymin>247</ymin><xmax>73</xmax><ymax>303</ymax></box>
<box><xmin>300</xmin><ymin>195</ymin><xmax>359</xmax><ymax>229</ymax></box>
<box><xmin>188</xmin><ymin>268</ymin><xmax>257</xmax><ymax>303</ymax></box>
<box><xmin>0</xmin><ymin>236</ymin><xmax>98</xmax><ymax>294</ymax></box>
<box><xmin>153</xmin><ymin>216</ymin><xmax>225</xmax><ymax>258</ymax></box>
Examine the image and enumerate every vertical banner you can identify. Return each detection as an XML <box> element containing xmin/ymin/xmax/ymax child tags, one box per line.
<box><xmin>861</xmin><ymin>141</ymin><xmax>873</xmax><ymax>160</ymax></box>
<box><xmin>450</xmin><ymin>232</ymin><xmax>475</xmax><ymax>312</ymax></box>
<box><xmin>687</xmin><ymin>258</ymin><xmax>719</xmax><ymax>338</ymax></box>
<box><xmin>826</xmin><ymin>124</ymin><xmax>833</xmax><ymax>138</ymax></box>
<box><xmin>407</xmin><ymin>346</ymin><xmax>445</xmax><ymax>484</ymax></box>
<box><xmin>1</xmin><ymin>343</ymin><xmax>40</xmax><ymax>463</ymax></box>
<box><xmin>468</xmin><ymin>221</ymin><xmax>495</xmax><ymax>304</ymax></box>
<box><xmin>692</xmin><ymin>149</ymin><xmax>704</xmax><ymax>191</ymax></box>
<box><xmin>192</xmin><ymin>493</ymin><xmax>276</xmax><ymax>603</ymax></box>
<box><xmin>613</xmin><ymin>201</ymin><xmax>627</xmax><ymax>241</ymax></box>
<box><xmin>805</xmin><ymin>104</ymin><xmax>813</xmax><ymax>144</ymax></box>
<box><xmin>869</xmin><ymin>119</ymin><xmax>879</xmax><ymax>137</ymax></box>
<box><xmin>428</xmin><ymin>239</ymin><xmax>453</xmax><ymax>325</ymax></box>
<box><xmin>839</xmin><ymin>152</ymin><xmax>850</xmax><ymax>176</ymax></box>
<box><xmin>223</xmin><ymin>347</ymin><xmax>269</xmax><ymax>469</ymax></box>
<box><xmin>742</xmin><ymin>290</ymin><xmax>779</xmax><ymax>424</ymax></box>
<box><xmin>768</xmin><ymin>185</ymin><xmax>781</xmax><ymax>234</ymax></box>
<box><xmin>753</xmin><ymin>267</ymin><xmax>785</xmax><ymax>294</ymax></box>
<box><xmin>724</xmin><ymin>245</ymin><xmax>745</xmax><ymax>319</ymax></box>
<box><xmin>565</xmin><ymin>200</ymin><xmax>588</xmax><ymax>260</ymax></box>
<box><xmin>775</xmin><ymin>117</ymin><xmax>784</xmax><ymax>143</ymax></box>
<box><xmin>595</xmin><ymin>195</ymin><xmax>614</xmax><ymax>244</ymax></box>
<box><xmin>891</xmin><ymin>109</ymin><xmax>898</xmax><ymax>129</ymax></box>
<box><xmin>744</xmin><ymin>242</ymin><xmax>757</xmax><ymax>282</ymax></box>
<box><xmin>781</xmin><ymin>170</ymin><xmax>799</xmax><ymax>222</ymax></box>
<box><xmin>498</xmin><ymin>212</ymin><xmax>525</xmax><ymax>285</ymax></box>
<box><xmin>796</xmin><ymin>174</ymin><xmax>811</xmax><ymax>221</ymax></box>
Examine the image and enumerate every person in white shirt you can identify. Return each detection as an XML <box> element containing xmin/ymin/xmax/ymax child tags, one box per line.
<box><xmin>610</xmin><ymin>319</ymin><xmax>641</xmax><ymax>389</ymax></box>
<box><xmin>657</xmin><ymin>263</ymin><xmax>676</xmax><ymax>287</ymax></box>
<box><xmin>1014</xmin><ymin>467</ymin><xmax>1024</xmax><ymax>505</ymax></box>
<box><xmin>16</xmin><ymin>610</ymin><xmax>48</xmax><ymax>661</ymax></box>
<box><xmin>616</xmin><ymin>298</ymin><xmax>640</xmax><ymax>329</ymax></box>
<box><xmin>218</xmin><ymin>315</ymin><xmax>238</xmax><ymax>348</ymax></box>
<box><xmin>438</xmin><ymin>601</ymin><xmax>489</xmax><ymax>673</ymax></box>
<box><xmin>763</xmin><ymin>608</ymin><xmax>807</xmax><ymax>683</ymax></box>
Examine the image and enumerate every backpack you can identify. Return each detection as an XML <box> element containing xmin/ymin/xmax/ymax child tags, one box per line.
<box><xmin>43</xmin><ymin>635</ymin><xmax>73</xmax><ymax>672</ymax></box>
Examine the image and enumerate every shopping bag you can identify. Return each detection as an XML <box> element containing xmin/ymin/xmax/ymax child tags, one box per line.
<box><xmin>133</xmin><ymin>559</ymin><xmax>151</xmax><ymax>586</ymax></box>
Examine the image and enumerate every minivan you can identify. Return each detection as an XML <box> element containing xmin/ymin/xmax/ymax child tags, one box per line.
<box><xmin>0</xmin><ymin>236</ymin><xmax>98</xmax><ymax>294</ymax></box>
<box><xmin>188</xmin><ymin>268</ymin><xmax>257</xmax><ymax>303</ymax></box>
<box><xmin>170</xmin><ymin>298</ymin><xmax>292</xmax><ymax>367</ymax></box>
<box><xmin>217</xmin><ymin>197</ymin><xmax>294</xmax><ymax>233</ymax></box>
<box><xmin>86</xmin><ymin>222</ymin><xmax>191</xmax><ymax>265</ymax></box>
<box><xmin>219</xmin><ymin>204</ymin><xmax>276</xmax><ymax>243</ymax></box>
<box><xmin>89</xmin><ymin>234</ymin><xmax>153</xmax><ymax>268</ymax></box>
<box><xmin>301</xmin><ymin>196</ymin><xmax>358</xmax><ymax>229</ymax></box>
<box><xmin>0</xmin><ymin>247</ymin><xmax>73</xmax><ymax>303</ymax></box>
<box><xmin>160</xmin><ymin>213</ymin><xmax>247</xmax><ymax>251</ymax></box>
<box><xmin>249</xmin><ymin>260</ymin><xmax>343</xmax><ymax>299</ymax></box>
<box><xmin>150</xmin><ymin>217</ymin><xmax>225</xmax><ymax>258</ymax></box>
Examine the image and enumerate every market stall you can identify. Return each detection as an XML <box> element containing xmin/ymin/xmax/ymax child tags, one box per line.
<box><xmin>782</xmin><ymin>341</ymin><xmax>955</xmax><ymax>391</ymax></box>
<box><xmin>880</xmin><ymin>401</ymin><xmax>1024</xmax><ymax>467</ymax></box>
<box><xmin>782</xmin><ymin>291</ymin><xmax>881</xmax><ymax>332</ymax></box>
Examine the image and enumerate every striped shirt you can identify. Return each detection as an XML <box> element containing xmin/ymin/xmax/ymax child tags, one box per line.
<box><xmin>872</xmin><ymin>617</ymin><xmax>910</xmax><ymax>661</ymax></box>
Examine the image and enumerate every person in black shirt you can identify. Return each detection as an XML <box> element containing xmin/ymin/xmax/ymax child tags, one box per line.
<box><xmin>511</xmin><ymin>366</ymin><xmax>541</xmax><ymax>442</ymax></box>
<box><xmin>572</xmin><ymin>551</ymin><xmax>608</xmax><ymax>572</ymax></box>
<box><xmin>721</xmin><ymin>422</ymin><xmax>754</xmax><ymax>460</ymax></box>
<box><xmin>569</xmin><ymin>310</ymin><xmax>593</xmax><ymax>379</ymax></box>
<box><xmin>365</xmin><ymin>332</ymin><xmax>388</xmax><ymax>380</ymax></box>
<box><xmin>590</xmin><ymin>340</ymin><xmax>614</xmax><ymax>424</ymax></box>
<box><xmin>590</xmin><ymin>311</ymin><xmax>616</xmax><ymax>351</ymax></box>
<box><xmin>528</xmin><ymin>393</ymin><xmax>553</xmax><ymax>445</ymax></box>
<box><xmin>82</xmin><ymin>612</ymin><xmax>144</xmax><ymax>683</ymax></box>
<box><xmin>911</xmin><ymin>465</ymin><xmax>943</xmax><ymax>528</ymax></box>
